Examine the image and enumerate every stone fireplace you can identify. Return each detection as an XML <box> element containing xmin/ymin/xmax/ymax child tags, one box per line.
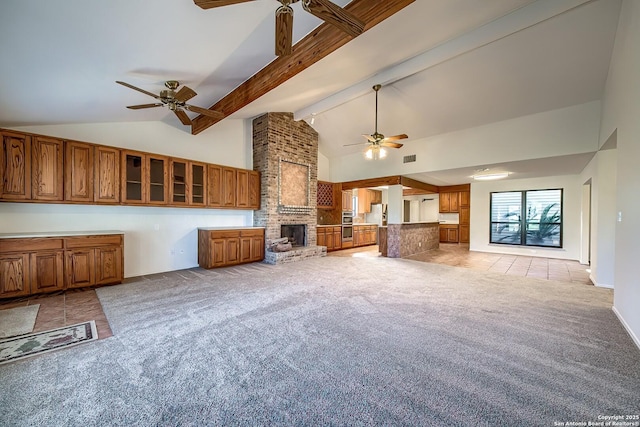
<box><xmin>253</xmin><ymin>112</ymin><xmax>326</xmax><ymax>264</ymax></box>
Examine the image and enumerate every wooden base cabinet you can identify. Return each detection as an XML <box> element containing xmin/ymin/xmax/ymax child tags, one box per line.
<box><xmin>198</xmin><ymin>228</ymin><xmax>264</xmax><ymax>269</ymax></box>
<box><xmin>317</xmin><ymin>226</ymin><xmax>342</xmax><ymax>251</ymax></box>
<box><xmin>439</xmin><ymin>225</ymin><xmax>459</xmax><ymax>243</ymax></box>
<box><xmin>353</xmin><ymin>225</ymin><xmax>377</xmax><ymax>247</ymax></box>
<box><xmin>0</xmin><ymin>233</ymin><xmax>124</xmax><ymax>299</ymax></box>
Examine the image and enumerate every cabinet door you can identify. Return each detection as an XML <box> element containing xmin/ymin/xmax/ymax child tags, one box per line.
<box><xmin>148</xmin><ymin>155</ymin><xmax>169</xmax><ymax>204</ymax></box>
<box><xmin>439</xmin><ymin>192</ymin><xmax>450</xmax><ymax>212</ymax></box>
<box><xmin>250</xmin><ymin>236</ymin><xmax>264</xmax><ymax>262</ymax></box>
<box><xmin>32</xmin><ymin>135</ymin><xmax>64</xmax><ymax>201</ymax></box>
<box><xmin>448</xmin><ymin>228</ymin><xmax>459</xmax><ymax>243</ymax></box>
<box><xmin>121</xmin><ymin>151</ymin><xmax>146</xmax><ymax>204</ymax></box>
<box><xmin>65</xmin><ymin>249</ymin><xmax>95</xmax><ymax>288</ymax></box>
<box><xmin>449</xmin><ymin>192</ymin><xmax>459</xmax><ymax>212</ymax></box>
<box><xmin>30</xmin><ymin>251</ymin><xmax>64</xmax><ymax>293</ymax></box>
<box><xmin>170</xmin><ymin>159</ymin><xmax>189</xmax><ymax>205</ymax></box>
<box><xmin>332</xmin><ymin>228</ymin><xmax>342</xmax><ymax>250</ymax></box>
<box><xmin>248</xmin><ymin>170</ymin><xmax>260</xmax><ymax>209</ymax></box>
<box><xmin>460</xmin><ymin>191</ymin><xmax>470</xmax><ymax>208</ymax></box>
<box><xmin>225</xmin><ymin>237</ymin><xmax>240</xmax><ymax>265</ymax></box>
<box><xmin>65</xmin><ymin>141</ymin><xmax>94</xmax><ymax>202</ymax></box>
<box><xmin>95</xmin><ymin>145</ymin><xmax>120</xmax><ymax>203</ymax></box>
<box><xmin>459</xmin><ymin>225</ymin><xmax>470</xmax><ymax>243</ymax></box>
<box><xmin>342</xmin><ymin>190</ymin><xmax>352</xmax><ymax>211</ymax></box>
<box><xmin>211</xmin><ymin>239</ymin><xmax>226</xmax><ymax>267</ymax></box>
<box><xmin>459</xmin><ymin>207</ymin><xmax>470</xmax><ymax>225</ymax></box>
<box><xmin>236</xmin><ymin>169</ymin><xmax>249</xmax><ymax>208</ymax></box>
<box><xmin>95</xmin><ymin>246</ymin><xmax>123</xmax><ymax>285</ymax></box>
<box><xmin>439</xmin><ymin>227</ymin><xmax>448</xmax><ymax>243</ymax></box>
<box><xmin>1</xmin><ymin>130</ymin><xmax>31</xmax><ymax>200</ymax></box>
<box><xmin>240</xmin><ymin>236</ymin><xmax>253</xmax><ymax>263</ymax></box>
<box><xmin>190</xmin><ymin>162</ymin><xmax>207</xmax><ymax>206</ymax></box>
<box><xmin>222</xmin><ymin>167</ymin><xmax>236</xmax><ymax>207</ymax></box>
<box><xmin>208</xmin><ymin>164</ymin><xmax>223</xmax><ymax>207</ymax></box>
<box><xmin>0</xmin><ymin>253</ymin><xmax>31</xmax><ymax>298</ymax></box>
<box><xmin>326</xmin><ymin>230</ymin><xmax>335</xmax><ymax>250</ymax></box>
<box><xmin>317</xmin><ymin>228</ymin><xmax>326</xmax><ymax>247</ymax></box>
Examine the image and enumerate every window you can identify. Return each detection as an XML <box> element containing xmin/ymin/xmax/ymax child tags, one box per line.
<box><xmin>490</xmin><ymin>189</ymin><xmax>563</xmax><ymax>248</ymax></box>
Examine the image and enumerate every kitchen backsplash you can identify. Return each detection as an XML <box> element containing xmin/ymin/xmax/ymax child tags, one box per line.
<box><xmin>439</xmin><ymin>213</ymin><xmax>460</xmax><ymax>224</ymax></box>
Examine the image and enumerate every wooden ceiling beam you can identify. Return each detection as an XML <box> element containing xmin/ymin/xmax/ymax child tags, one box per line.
<box><xmin>191</xmin><ymin>0</ymin><xmax>415</xmax><ymax>135</ymax></box>
<box><xmin>400</xmin><ymin>177</ymin><xmax>439</xmax><ymax>194</ymax></box>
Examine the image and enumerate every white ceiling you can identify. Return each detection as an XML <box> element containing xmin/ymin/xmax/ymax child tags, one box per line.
<box><xmin>0</xmin><ymin>0</ymin><xmax>622</xmax><ymax>185</ymax></box>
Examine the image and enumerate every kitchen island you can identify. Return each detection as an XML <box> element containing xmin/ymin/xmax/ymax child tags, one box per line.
<box><xmin>379</xmin><ymin>222</ymin><xmax>439</xmax><ymax>258</ymax></box>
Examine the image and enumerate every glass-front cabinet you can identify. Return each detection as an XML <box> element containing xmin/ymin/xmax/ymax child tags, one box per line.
<box><xmin>171</xmin><ymin>159</ymin><xmax>188</xmax><ymax>205</ymax></box>
<box><xmin>121</xmin><ymin>150</ymin><xmax>169</xmax><ymax>204</ymax></box>
<box><xmin>190</xmin><ymin>162</ymin><xmax>207</xmax><ymax>206</ymax></box>
<box><xmin>121</xmin><ymin>151</ymin><xmax>145</xmax><ymax>204</ymax></box>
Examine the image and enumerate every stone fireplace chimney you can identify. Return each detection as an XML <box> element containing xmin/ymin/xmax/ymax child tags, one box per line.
<box><xmin>252</xmin><ymin>112</ymin><xmax>326</xmax><ymax>264</ymax></box>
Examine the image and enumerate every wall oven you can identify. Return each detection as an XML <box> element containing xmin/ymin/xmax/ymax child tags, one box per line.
<box><xmin>342</xmin><ymin>211</ymin><xmax>353</xmax><ymax>225</ymax></box>
<box><xmin>342</xmin><ymin>225</ymin><xmax>353</xmax><ymax>241</ymax></box>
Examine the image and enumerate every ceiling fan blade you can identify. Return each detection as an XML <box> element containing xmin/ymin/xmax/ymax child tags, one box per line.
<box><xmin>380</xmin><ymin>141</ymin><xmax>403</xmax><ymax>149</ymax></box>
<box><xmin>184</xmin><ymin>104</ymin><xmax>225</xmax><ymax>120</ymax></box>
<box><xmin>275</xmin><ymin>5</ymin><xmax>293</xmax><ymax>57</ymax></box>
<box><xmin>303</xmin><ymin>0</ymin><xmax>365</xmax><ymax>38</ymax></box>
<box><xmin>116</xmin><ymin>81</ymin><xmax>160</xmax><ymax>100</ymax></box>
<box><xmin>193</xmin><ymin>0</ymin><xmax>254</xmax><ymax>10</ymax></box>
<box><xmin>174</xmin><ymin>86</ymin><xmax>197</xmax><ymax>103</ymax></box>
<box><xmin>383</xmin><ymin>134</ymin><xmax>408</xmax><ymax>142</ymax></box>
<box><xmin>174</xmin><ymin>109</ymin><xmax>192</xmax><ymax>126</ymax></box>
<box><xmin>362</xmin><ymin>134</ymin><xmax>376</xmax><ymax>142</ymax></box>
<box><xmin>126</xmin><ymin>103</ymin><xmax>164</xmax><ymax>110</ymax></box>
<box><xmin>343</xmin><ymin>141</ymin><xmax>369</xmax><ymax>147</ymax></box>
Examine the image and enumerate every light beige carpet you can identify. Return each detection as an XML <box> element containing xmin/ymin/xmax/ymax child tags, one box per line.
<box><xmin>0</xmin><ymin>305</ymin><xmax>39</xmax><ymax>338</ymax></box>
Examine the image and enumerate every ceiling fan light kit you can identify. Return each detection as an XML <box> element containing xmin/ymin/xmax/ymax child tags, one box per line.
<box><xmin>343</xmin><ymin>83</ymin><xmax>409</xmax><ymax>160</ymax></box>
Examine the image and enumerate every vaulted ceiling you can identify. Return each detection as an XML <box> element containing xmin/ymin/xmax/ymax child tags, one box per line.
<box><xmin>0</xmin><ymin>0</ymin><xmax>622</xmax><ymax>183</ymax></box>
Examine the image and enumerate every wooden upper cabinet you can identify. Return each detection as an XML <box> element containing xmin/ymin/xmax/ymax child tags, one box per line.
<box><xmin>147</xmin><ymin>154</ymin><xmax>169</xmax><ymax>205</ymax></box>
<box><xmin>248</xmin><ymin>170</ymin><xmax>260</xmax><ymax>209</ymax></box>
<box><xmin>208</xmin><ymin>164</ymin><xmax>223</xmax><ymax>207</ymax></box>
<box><xmin>190</xmin><ymin>161</ymin><xmax>206</xmax><ymax>206</ymax></box>
<box><xmin>94</xmin><ymin>145</ymin><xmax>120</xmax><ymax>204</ymax></box>
<box><xmin>121</xmin><ymin>150</ymin><xmax>147</xmax><ymax>204</ymax></box>
<box><xmin>32</xmin><ymin>135</ymin><xmax>64</xmax><ymax>201</ymax></box>
<box><xmin>222</xmin><ymin>167</ymin><xmax>236</xmax><ymax>207</ymax></box>
<box><xmin>65</xmin><ymin>140</ymin><xmax>94</xmax><ymax>203</ymax></box>
<box><xmin>439</xmin><ymin>192</ymin><xmax>459</xmax><ymax>213</ymax></box>
<box><xmin>236</xmin><ymin>169</ymin><xmax>249</xmax><ymax>208</ymax></box>
<box><xmin>342</xmin><ymin>190</ymin><xmax>352</xmax><ymax>211</ymax></box>
<box><xmin>1</xmin><ymin>130</ymin><xmax>31</xmax><ymax>200</ymax></box>
<box><xmin>460</xmin><ymin>191</ymin><xmax>470</xmax><ymax>208</ymax></box>
<box><xmin>170</xmin><ymin>158</ymin><xmax>189</xmax><ymax>205</ymax></box>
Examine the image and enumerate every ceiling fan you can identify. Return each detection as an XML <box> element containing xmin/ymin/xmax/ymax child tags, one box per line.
<box><xmin>344</xmin><ymin>84</ymin><xmax>408</xmax><ymax>159</ymax></box>
<box><xmin>115</xmin><ymin>80</ymin><xmax>224</xmax><ymax>126</ymax></box>
<box><xmin>193</xmin><ymin>0</ymin><xmax>366</xmax><ymax>56</ymax></box>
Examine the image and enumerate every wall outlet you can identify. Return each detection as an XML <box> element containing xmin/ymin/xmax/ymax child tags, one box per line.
<box><xmin>154</xmin><ymin>224</ymin><xmax>160</xmax><ymax>231</ymax></box>
<box><xmin>418</xmin><ymin>242</ymin><xmax>422</xmax><ymax>247</ymax></box>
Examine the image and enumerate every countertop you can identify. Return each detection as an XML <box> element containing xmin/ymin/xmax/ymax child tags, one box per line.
<box><xmin>198</xmin><ymin>226</ymin><xmax>265</xmax><ymax>231</ymax></box>
<box><xmin>0</xmin><ymin>230</ymin><xmax>124</xmax><ymax>239</ymax></box>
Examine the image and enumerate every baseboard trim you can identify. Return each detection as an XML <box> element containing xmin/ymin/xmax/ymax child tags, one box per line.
<box><xmin>590</xmin><ymin>274</ymin><xmax>614</xmax><ymax>289</ymax></box>
<box><xmin>612</xmin><ymin>306</ymin><xmax>640</xmax><ymax>351</ymax></box>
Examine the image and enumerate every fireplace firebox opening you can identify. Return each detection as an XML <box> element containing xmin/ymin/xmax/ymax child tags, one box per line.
<box><xmin>281</xmin><ymin>224</ymin><xmax>306</xmax><ymax>247</ymax></box>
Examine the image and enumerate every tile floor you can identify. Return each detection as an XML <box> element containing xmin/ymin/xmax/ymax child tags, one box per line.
<box><xmin>0</xmin><ymin>289</ymin><xmax>112</xmax><ymax>339</ymax></box>
<box><xmin>0</xmin><ymin>244</ymin><xmax>592</xmax><ymax>341</ymax></box>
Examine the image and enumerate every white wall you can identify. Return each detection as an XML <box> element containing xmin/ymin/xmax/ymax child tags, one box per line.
<box><xmin>598</xmin><ymin>0</ymin><xmax>640</xmax><ymax>348</ymax></box>
<box><xmin>469</xmin><ymin>175</ymin><xmax>582</xmax><ymax>260</ymax></box>
<box><xmin>2</xmin><ymin>119</ymin><xmax>253</xmax><ymax>277</ymax></box>
<box><xmin>579</xmin><ymin>148</ymin><xmax>617</xmax><ymax>288</ymax></box>
<box><xmin>402</xmin><ymin>194</ymin><xmax>439</xmax><ymax>223</ymax></box>
<box><xmin>330</xmin><ymin>101</ymin><xmax>601</xmax><ymax>182</ymax></box>
<box><xmin>317</xmin><ymin>151</ymin><xmax>330</xmax><ymax>181</ymax></box>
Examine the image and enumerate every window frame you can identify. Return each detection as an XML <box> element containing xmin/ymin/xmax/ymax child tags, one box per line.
<box><xmin>489</xmin><ymin>188</ymin><xmax>563</xmax><ymax>248</ymax></box>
